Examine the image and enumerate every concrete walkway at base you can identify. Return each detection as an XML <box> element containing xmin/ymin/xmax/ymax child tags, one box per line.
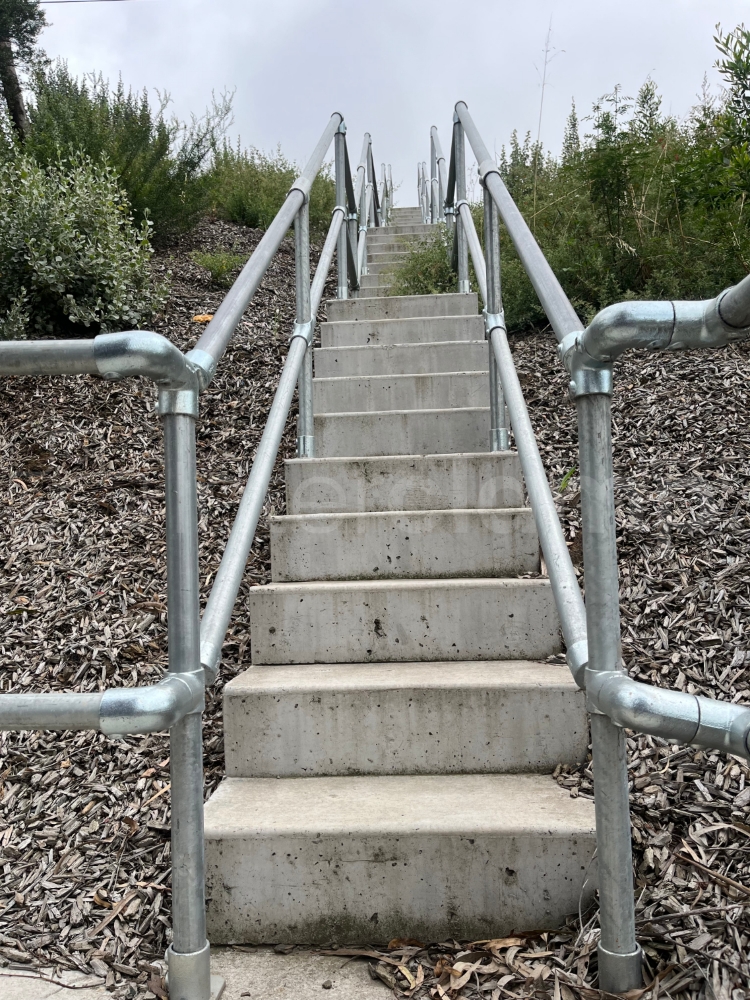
<box><xmin>0</xmin><ymin>948</ymin><xmax>387</xmax><ymax>1000</ymax></box>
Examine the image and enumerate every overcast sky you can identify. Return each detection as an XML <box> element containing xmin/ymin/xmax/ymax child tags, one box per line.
<box><xmin>39</xmin><ymin>0</ymin><xmax>747</xmax><ymax>205</ymax></box>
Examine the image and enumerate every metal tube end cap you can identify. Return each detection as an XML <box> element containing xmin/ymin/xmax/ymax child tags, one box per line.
<box><xmin>597</xmin><ymin>942</ymin><xmax>642</xmax><ymax>993</ymax></box>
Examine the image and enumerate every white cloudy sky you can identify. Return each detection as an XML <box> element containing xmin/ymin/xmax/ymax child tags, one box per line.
<box><xmin>38</xmin><ymin>0</ymin><xmax>747</xmax><ymax>204</ymax></box>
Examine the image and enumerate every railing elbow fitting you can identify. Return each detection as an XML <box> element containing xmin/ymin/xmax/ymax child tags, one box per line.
<box><xmin>692</xmin><ymin>695</ymin><xmax>750</xmax><ymax>758</ymax></box>
<box><xmin>585</xmin><ymin>670</ymin><xmax>750</xmax><ymax>758</ymax></box>
<box><xmin>99</xmin><ymin>672</ymin><xmax>204</xmax><ymax>737</ymax></box>
<box><xmin>93</xmin><ymin>332</ymin><xmax>200</xmax><ymax>417</ymax></box>
<box><xmin>586</xmin><ymin>670</ymin><xmax>700</xmax><ymax>744</ymax></box>
<box><xmin>581</xmin><ymin>302</ymin><xmax>676</xmax><ymax>363</ymax></box>
<box><xmin>668</xmin><ymin>294</ymin><xmax>750</xmax><ymax>352</ymax></box>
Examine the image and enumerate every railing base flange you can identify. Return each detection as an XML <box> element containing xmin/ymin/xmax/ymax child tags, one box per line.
<box><xmin>597</xmin><ymin>942</ymin><xmax>642</xmax><ymax>993</ymax></box>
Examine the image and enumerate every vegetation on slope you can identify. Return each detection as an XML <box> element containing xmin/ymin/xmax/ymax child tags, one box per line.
<box><xmin>390</xmin><ymin>24</ymin><xmax>750</xmax><ymax>329</ymax></box>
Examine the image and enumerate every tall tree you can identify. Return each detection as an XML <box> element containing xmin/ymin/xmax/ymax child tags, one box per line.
<box><xmin>0</xmin><ymin>0</ymin><xmax>45</xmax><ymax>140</ymax></box>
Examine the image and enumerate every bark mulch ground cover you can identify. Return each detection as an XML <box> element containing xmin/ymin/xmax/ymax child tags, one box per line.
<box><xmin>0</xmin><ymin>229</ymin><xmax>749</xmax><ymax>999</ymax></box>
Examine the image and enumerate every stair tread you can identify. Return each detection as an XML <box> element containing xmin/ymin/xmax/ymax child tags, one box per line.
<box><xmin>227</xmin><ymin>659</ymin><xmax>577</xmax><ymax>694</ymax></box>
<box><xmin>204</xmin><ymin>772</ymin><xmax>595</xmax><ymax>836</ymax></box>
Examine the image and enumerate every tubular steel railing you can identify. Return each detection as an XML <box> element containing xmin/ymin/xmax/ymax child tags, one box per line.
<box><xmin>426</xmin><ymin>103</ymin><xmax>750</xmax><ymax>993</ymax></box>
<box><xmin>0</xmin><ymin>111</ymin><xmax>386</xmax><ymax>1000</ymax></box>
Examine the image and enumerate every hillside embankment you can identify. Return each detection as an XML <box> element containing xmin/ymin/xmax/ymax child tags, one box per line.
<box><xmin>0</xmin><ymin>229</ymin><xmax>749</xmax><ymax>996</ymax></box>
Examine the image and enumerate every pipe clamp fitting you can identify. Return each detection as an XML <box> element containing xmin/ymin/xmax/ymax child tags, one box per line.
<box><xmin>668</xmin><ymin>296</ymin><xmax>750</xmax><ymax>352</ymax></box>
<box><xmin>288</xmin><ymin>320</ymin><xmax>314</xmax><ymax>347</ymax></box>
<box><xmin>597</xmin><ymin>943</ymin><xmax>642</xmax><ymax>993</ymax></box>
<box><xmin>157</xmin><ymin>382</ymin><xmax>199</xmax><ymax>418</ymax></box>
<box><xmin>288</xmin><ymin>177</ymin><xmax>312</xmax><ymax>202</ymax></box>
<box><xmin>693</xmin><ymin>695</ymin><xmax>750</xmax><ymax>757</ymax></box>
<box><xmin>484</xmin><ymin>310</ymin><xmax>506</xmax><ymax>341</ymax></box>
<box><xmin>185</xmin><ymin>348</ymin><xmax>217</xmax><ymax>392</ymax></box>
<box><xmin>477</xmin><ymin>158</ymin><xmax>501</xmax><ymax>185</ymax></box>
<box><xmin>558</xmin><ymin>332</ymin><xmax>613</xmax><ymax>398</ymax></box>
<box><xmin>100</xmin><ymin>671</ymin><xmax>204</xmax><ymax>737</ymax></box>
<box><xmin>566</xmin><ymin>639</ymin><xmax>588</xmax><ymax>689</ymax></box>
<box><xmin>166</xmin><ymin>941</ymin><xmax>212</xmax><ymax>1000</ymax></box>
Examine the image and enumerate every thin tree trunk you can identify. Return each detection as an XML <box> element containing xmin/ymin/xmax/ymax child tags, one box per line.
<box><xmin>0</xmin><ymin>36</ymin><xmax>29</xmax><ymax>140</ymax></box>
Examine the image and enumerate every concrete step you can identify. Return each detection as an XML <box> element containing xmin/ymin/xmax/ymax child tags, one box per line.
<box><xmin>366</xmin><ymin>223</ymin><xmax>435</xmax><ymax>237</ymax></box>
<box><xmin>367</xmin><ymin>252</ymin><xmax>411</xmax><ymax>267</ymax></box>
<box><xmin>313</xmin><ymin>371</ymin><xmax>489</xmax><ymax>413</ymax></box>
<box><xmin>314</xmin><ymin>406</ymin><xmax>489</xmax><ymax>457</ymax></box>
<box><xmin>249</xmin><ymin>577</ymin><xmax>560</xmax><ymax>664</ymax></box>
<box><xmin>359</xmin><ymin>275</ymin><xmax>390</xmax><ymax>291</ymax></box>
<box><xmin>368</xmin><ymin>241</ymin><xmax>426</xmax><ymax>255</ymax></box>
<box><xmin>285</xmin><ymin>452</ymin><xmax>524</xmax><ymax>515</ymax></box>
<box><xmin>204</xmin><ymin>773</ymin><xmax>597</xmax><ymax>943</ymax></box>
<box><xmin>365</xmin><ymin>259</ymin><xmax>406</xmax><ymax>275</ymax></box>
<box><xmin>314</xmin><ymin>341</ymin><xmax>488</xmax><ymax>377</ymax></box>
<box><xmin>270</xmin><ymin>507</ymin><xmax>538</xmax><ymax>582</ymax></box>
<box><xmin>327</xmin><ymin>292</ymin><xmax>477</xmax><ymax>323</ymax></box>
<box><xmin>223</xmin><ymin>661</ymin><xmax>587</xmax><ymax>777</ymax></box>
<box><xmin>321</xmin><ymin>315</ymin><xmax>484</xmax><ymax>347</ymax></box>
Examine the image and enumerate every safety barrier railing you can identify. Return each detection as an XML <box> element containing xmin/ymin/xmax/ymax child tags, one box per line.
<box><xmin>0</xmin><ymin>111</ymin><xmax>386</xmax><ymax>1000</ymax></box>
<box><xmin>426</xmin><ymin>103</ymin><xmax>750</xmax><ymax>993</ymax></box>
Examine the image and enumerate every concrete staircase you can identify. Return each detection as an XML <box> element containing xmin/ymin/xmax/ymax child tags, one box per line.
<box><xmin>204</xmin><ymin>207</ymin><xmax>595</xmax><ymax>945</ymax></box>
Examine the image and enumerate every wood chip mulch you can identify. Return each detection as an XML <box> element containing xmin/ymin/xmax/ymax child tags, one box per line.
<box><xmin>0</xmin><ymin>218</ymin><xmax>333</xmax><ymax>996</ymax></box>
<box><xmin>1</xmin><ymin>239</ymin><xmax>749</xmax><ymax>998</ymax></box>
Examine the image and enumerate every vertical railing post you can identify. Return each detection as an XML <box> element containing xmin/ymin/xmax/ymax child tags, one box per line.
<box><xmin>430</xmin><ymin>136</ymin><xmax>437</xmax><ymax>223</ymax></box>
<box><xmin>359</xmin><ymin>180</ymin><xmax>370</xmax><ymax>276</ymax></box>
<box><xmin>295</xmin><ymin>201</ymin><xmax>314</xmax><ymax>458</ymax></box>
<box><xmin>454</xmin><ymin>113</ymin><xmax>470</xmax><ymax>293</ymax></box>
<box><xmin>484</xmin><ymin>186</ymin><xmax>509</xmax><ymax>451</ymax></box>
<box><xmin>367</xmin><ymin>139</ymin><xmax>377</xmax><ymax>228</ymax></box>
<box><xmin>575</xmin><ymin>385</ymin><xmax>643</xmax><ymax>993</ymax></box>
<box><xmin>162</xmin><ymin>398</ymin><xmax>212</xmax><ymax>1000</ymax></box>
<box><xmin>334</xmin><ymin>122</ymin><xmax>348</xmax><ymax>300</ymax></box>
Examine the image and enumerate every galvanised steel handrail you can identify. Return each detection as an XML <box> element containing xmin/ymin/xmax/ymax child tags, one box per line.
<box><xmin>430</xmin><ymin>101</ymin><xmax>750</xmax><ymax>993</ymax></box>
<box><xmin>0</xmin><ymin>112</ymin><xmax>384</xmax><ymax>1000</ymax></box>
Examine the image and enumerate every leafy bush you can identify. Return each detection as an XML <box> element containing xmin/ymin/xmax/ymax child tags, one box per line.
<box><xmin>0</xmin><ymin>154</ymin><xmax>167</xmax><ymax>339</ymax></box>
<box><xmin>191</xmin><ymin>249</ymin><xmax>244</xmax><ymax>287</ymax></box>
<box><xmin>26</xmin><ymin>63</ymin><xmax>232</xmax><ymax>239</ymax></box>
<box><xmin>209</xmin><ymin>142</ymin><xmax>335</xmax><ymax>232</ymax></box>
<box><xmin>389</xmin><ymin>24</ymin><xmax>750</xmax><ymax>331</ymax></box>
<box><xmin>386</xmin><ymin>228</ymin><xmax>454</xmax><ymax>296</ymax></box>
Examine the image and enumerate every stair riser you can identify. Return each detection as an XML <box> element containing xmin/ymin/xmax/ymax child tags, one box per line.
<box><xmin>359</xmin><ymin>271</ymin><xmax>391</xmax><ymax>283</ymax></box>
<box><xmin>367</xmin><ymin>251</ymin><xmax>413</xmax><ymax>263</ymax></box>
<box><xmin>327</xmin><ymin>292</ymin><xmax>477</xmax><ymax>323</ymax></box>
<box><xmin>314</xmin><ymin>407</ymin><xmax>489</xmax><ymax>457</ymax></box>
<box><xmin>364</xmin><ymin>260</ymin><xmax>406</xmax><ymax>275</ymax></box>
<box><xmin>270</xmin><ymin>509</ymin><xmax>537</xmax><ymax>581</ymax></box>
<box><xmin>321</xmin><ymin>316</ymin><xmax>484</xmax><ymax>347</ymax></box>
<box><xmin>313</xmin><ymin>372</ymin><xmax>489</xmax><ymax>413</ymax></box>
<box><xmin>315</xmin><ymin>342</ymin><xmax>488</xmax><ymax>377</ymax></box>
<box><xmin>249</xmin><ymin>579</ymin><xmax>560</xmax><ymax>664</ymax></box>
<box><xmin>368</xmin><ymin>242</ymin><xmax>425</xmax><ymax>255</ymax></box>
<box><xmin>365</xmin><ymin>223</ymin><xmax>435</xmax><ymax>236</ymax></box>
<box><xmin>285</xmin><ymin>453</ymin><xmax>524</xmax><ymax>514</ymax></box>
<box><xmin>204</xmin><ymin>775</ymin><xmax>596</xmax><ymax>945</ymax></box>
<box><xmin>224</xmin><ymin>664</ymin><xmax>588</xmax><ymax>777</ymax></box>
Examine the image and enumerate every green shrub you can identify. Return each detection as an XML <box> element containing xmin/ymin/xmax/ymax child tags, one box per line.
<box><xmin>209</xmin><ymin>142</ymin><xmax>335</xmax><ymax>232</ymax></box>
<box><xmin>191</xmin><ymin>249</ymin><xmax>244</xmax><ymax>287</ymax></box>
<box><xmin>26</xmin><ymin>63</ymin><xmax>232</xmax><ymax>239</ymax></box>
<box><xmin>386</xmin><ymin>226</ymin><xmax>455</xmax><ymax>296</ymax></box>
<box><xmin>0</xmin><ymin>153</ymin><xmax>167</xmax><ymax>339</ymax></box>
<box><xmin>389</xmin><ymin>27</ymin><xmax>750</xmax><ymax>331</ymax></box>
